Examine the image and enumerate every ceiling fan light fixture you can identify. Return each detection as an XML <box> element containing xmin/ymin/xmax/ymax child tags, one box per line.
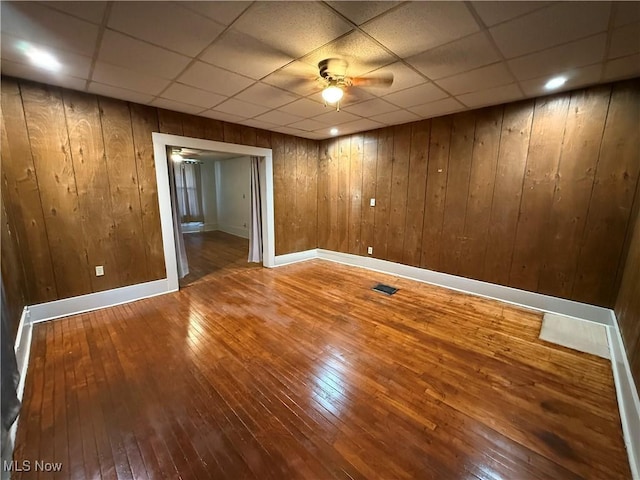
<box><xmin>322</xmin><ymin>85</ymin><xmax>344</xmax><ymax>104</ymax></box>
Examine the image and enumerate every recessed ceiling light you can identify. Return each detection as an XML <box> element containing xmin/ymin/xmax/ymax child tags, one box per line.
<box><xmin>330</xmin><ymin>128</ymin><xmax>339</xmax><ymax>136</ymax></box>
<box><xmin>18</xmin><ymin>42</ymin><xmax>61</xmax><ymax>72</ymax></box>
<box><xmin>545</xmin><ymin>76</ymin><xmax>567</xmax><ymax>90</ymax></box>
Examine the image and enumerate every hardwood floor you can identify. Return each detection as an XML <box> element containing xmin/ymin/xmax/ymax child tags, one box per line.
<box><xmin>12</xmin><ymin>258</ymin><xmax>631</xmax><ymax>479</ymax></box>
<box><xmin>180</xmin><ymin>231</ymin><xmax>261</xmax><ymax>287</ymax></box>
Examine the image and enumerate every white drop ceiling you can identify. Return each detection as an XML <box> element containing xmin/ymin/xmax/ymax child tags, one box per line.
<box><xmin>1</xmin><ymin>1</ymin><xmax>638</xmax><ymax>140</ymax></box>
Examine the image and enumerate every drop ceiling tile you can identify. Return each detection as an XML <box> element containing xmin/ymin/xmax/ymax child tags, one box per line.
<box><xmin>92</xmin><ymin>62</ymin><xmax>170</xmax><ymax>95</ymax></box>
<box><xmin>383</xmin><ymin>83</ymin><xmax>449</xmax><ymax>108</ymax></box>
<box><xmin>613</xmin><ymin>2</ymin><xmax>640</xmax><ymax>27</ymax></box>
<box><xmin>456</xmin><ymin>83</ymin><xmax>523</xmax><ymax>108</ymax></box>
<box><xmin>239</xmin><ymin>118</ymin><xmax>279</xmax><ymax>130</ymax></box>
<box><xmin>436</xmin><ymin>63</ymin><xmax>514</xmax><ymax>96</ymax></box>
<box><xmin>342</xmin><ymin>98</ymin><xmax>399</xmax><ymax>117</ymax></box>
<box><xmin>235</xmin><ymin>82</ymin><xmax>299</xmax><ymax>109</ymax></box>
<box><xmin>1</xmin><ymin>2</ymin><xmax>99</xmax><ymax>57</ymax></box>
<box><xmin>200</xmin><ymin>110</ymin><xmax>246</xmax><ymax>123</ymax></box>
<box><xmin>178</xmin><ymin>61</ymin><xmax>255</xmax><ymax>96</ymax></box>
<box><xmin>232</xmin><ymin>2</ymin><xmax>353</xmax><ymax>58</ymax></box>
<box><xmin>1</xmin><ymin>59</ymin><xmax>87</xmax><ymax>91</ymax></box>
<box><xmin>313</xmin><ymin>109</ymin><xmax>361</xmax><ymax>126</ymax></box>
<box><xmin>213</xmin><ymin>98</ymin><xmax>270</xmax><ymax>118</ymax></box>
<box><xmin>98</xmin><ymin>30</ymin><xmax>191</xmax><ymax>79</ymax></box>
<box><xmin>302</xmin><ymin>31</ymin><xmax>395</xmax><ymax>78</ymax></box>
<box><xmin>325</xmin><ymin>1</ymin><xmax>401</xmax><ymax>25</ymax></box>
<box><xmin>362</xmin><ymin>2</ymin><xmax>480</xmax><ymax>58</ymax></box>
<box><xmin>39</xmin><ymin>1</ymin><xmax>107</xmax><ymax>24</ymax></box>
<box><xmin>254</xmin><ymin>110</ymin><xmax>304</xmax><ymax>126</ymax></box>
<box><xmin>262</xmin><ymin>61</ymin><xmax>322</xmax><ymax>96</ymax></box>
<box><xmin>271</xmin><ymin>125</ymin><xmax>310</xmax><ymax>137</ymax></box>
<box><xmin>161</xmin><ymin>83</ymin><xmax>226</xmax><ymax>109</ymax></box>
<box><xmin>278</xmin><ymin>98</ymin><xmax>329</xmax><ymax>118</ymax></box>
<box><xmin>489</xmin><ymin>2</ymin><xmax>611</xmax><ymax>59</ymax></box>
<box><xmin>108</xmin><ymin>2</ymin><xmax>225</xmax><ymax>57</ymax></box>
<box><xmin>1</xmin><ymin>34</ymin><xmax>92</xmax><ymax>79</ymax></box>
<box><xmin>363</xmin><ymin>63</ymin><xmax>427</xmax><ymax>95</ymax></box>
<box><xmin>609</xmin><ymin>23</ymin><xmax>640</xmax><ymax>59</ymax></box>
<box><xmin>603</xmin><ymin>54</ymin><xmax>640</xmax><ymax>81</ymax></box>
<box><xmin>330</xmin><ymin>118</ymin><xmax>385</xmax><ymax>135</ymax></box>
<box><xmin>88</xmin><ymin>82</ymin><xmax>155</xmax><ymax>105</ymax></box>
<box><xmin>151</xmin><ymin>97</ymin><xmax>206</xmax><ymax>115</ymax></box>
<box><xmin>287</xmin><ymin>119</ymin><xmax>327</xmax><ymax>132</ymax></box>
<box><xmin>178</xmin><ymin>1</ymin><xmax>252</xmax><ymax>25</ymax></box>
<box><xmin>508</xmin><ymin>34</ymin><xmax>606</xmax><ymax>81</ymax></box>
<box><xmin>406</xmin><ymin>32</ymin><xmax>502</xmax><ymax>80</ymax></box>
<box><xmin>520</xmin><ymin>64</ymin><xmax>603</xmax><ymax>97</ymax></box>
<box><xmin>200</xmin><ymin>29</ymin><xmax>293</xmax><ymax>80</ymax></box>
<box><xmin>408</xmin><ymin>97</ymin><xmax>465</xmax><ymax>118</ymax></box>
<box><xmin>471</xmin><ymin>1</ymin><xmax>552</xmax><ymax>27</ymax></box>
<box><xmin>369</xmin><ymin>109</ymin><xmax>421</xmax><ymax>125</ymax></box>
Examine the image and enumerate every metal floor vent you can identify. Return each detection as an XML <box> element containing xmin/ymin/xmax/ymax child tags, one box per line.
<box><xmin>372</xmin><ymin>283</ymin><xmax>398</xmax><ymax>295</ymax></box>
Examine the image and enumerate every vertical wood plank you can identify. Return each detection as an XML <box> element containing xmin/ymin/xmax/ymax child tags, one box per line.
<box><xmin>295</xmin><ymin>137</ymin><xmax>307</xmax><ymax>251</ymax></box>
<box><xmin>317</xmin><ymin>141</ymin><xmax>330</xmax><ymax>249</ymax></box>
<box><xmin>326</xmin><ymin>139</ymin><xmax>339</xmax><ymax>251</ymax></box>
<box><xmin>439</xmin><ymin>112</ymin><xmax>476</xmax><ymax>275</ymax></box>
<box><xmin>402</xmin><ymin>120</ymin><xmax>430</xmax><ymax>267</ymax></box>
<box><xmin>420</xmin><ymin>116</ymin><xmax>452</xmax><ymax>270</ymax></box>
<box><xmin>130</xmin><ymin>103</ymin><xmax>166</xmax><ymax>280</ymax></box>
<box><xmin>271</xmin><ymin>133</ymin><xmax>286</xmax><ymax>255</ymax></box>
<box><xmin>337</xmin><ymin>136</ymin><xmax>351</xmax><ymax>253</ymax></box>
<box><xmin>181</xmin><ymin>115</ymin><xmax>206</xmax><ymax>139</ymax></box>
<box><xmin>387</xmin><ymin>124</ymin><xmax>412</xmax><ymax>264</ymax></box>
<box><xmin>573</xmin><ymin>79</ymin><xmax>640</xmax><ymax>306</ymax></box>
<box><xmin>306</xmin><ymin>139</ymin><xmax>318</xmax><ymax>249</ymax></box>
<box><xmin>348</xmin><ymin>134</ymin><xmax>364</xmax><ymax>255</ymax></box>
<box><xmin>99</xmin><ymin>97</ymin><xmax>149</xmax><ymax>285</ymax></box>
<box><xmin>256</xmin><ymin>129</ymin><xmax>272</xmax><ymax>149</ymax></box>
<box><xmin>240</xmin><ymin>126</ymin><xmax>257</xmax><ymax>147</ymax></box>
<box><xmin>483</xmin><ymin>101</ymin><xmax>534</xmax><ymax>285</ymax></box>
<box><xmin>283</xmin><ymin>136</ymin><xmax>297</xmax><ymax>254</ymax></box>
<box><xmin>509</xmin><ymin>94</ymin><xmax>571</xmax><ymax>291</ymax></box>
<box><xmin>203</xmin><ymin>118</ymin><xmax>224</xmax><ymax>142</ymax></box>
<box><xmin>223</xmin><ymin>122</ymin><xmax>243</xmax><ymax>144</ymax></box>
<box><xmin>62</xmin><ymin>90</ymin><xmax>122</xmax><ymax>292</ymax></box>
<box><xmin>1</xmin><ymin>78</ymin><xmax>57</xmax><ymax>302</ymax></box>
<box><xmin>459</xmin><ymin>106</ymin><xmax>503</xmax><ymax>280</ymax></box>
<box><xmin>360</xmin><ymin>132</ymin><xmax>378</xmax><ymax>256</ymax></box>
<box><xmin>157</xmin><ymin>109</ymin><xmax>184</xmax><ymax>135</ymax></box>
<box><xmin>537</xmin><ymin>86</ymin><xmax>611</xmax><ymax>298</ymax></box>
<box><xmin>373</xmin><ymin>128</ymin><xmax>394</xmax><ymax>259</ymax></box>
<box><xmin>21</xmin><ymin>82</ymin><xmax>91</xmax><ymax>298</ymax></box>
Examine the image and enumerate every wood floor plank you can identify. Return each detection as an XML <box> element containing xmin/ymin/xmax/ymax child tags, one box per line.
<box><xmin>13</xmin><ymin>233</ymin><xmax>631</xmax><ymax>479</ymax></box>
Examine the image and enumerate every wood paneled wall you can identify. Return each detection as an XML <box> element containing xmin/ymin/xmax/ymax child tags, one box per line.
<box><xmin>318</xmin><ymin>79</ymin><xmax>640</xmax><ymax>308</ymax></box>
<box><xmin>1</xmin><ymin>76</ymin><xmax>317</xmax><ymax>303</ymax></box>
<box><xmin>615</xmin><ymin>180</ymin><xmax>640</xmax><ymax>391</ymax></box>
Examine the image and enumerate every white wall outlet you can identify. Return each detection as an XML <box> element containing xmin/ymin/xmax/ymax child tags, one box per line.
<box><xmin>367</xmin><ymin>246</ymin><xmax>373</xmax><ymax>255</ymax></box>
<box><xmin>370</xmin><ymin>198</ymin><xmax>376</xmax><ymax>207</ymax></box>
<box><xmin>95</xmin><ymin>266</ymin><xmax>104</xmax><ymax>277</ymax></box>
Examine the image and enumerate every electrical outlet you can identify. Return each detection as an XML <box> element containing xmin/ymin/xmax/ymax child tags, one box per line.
<box><xmin>367</xmin><ymin>246</ymin><xmax>373</xmax><ymax>255</ymax></box>
<box><xmin>370</xmin><ymin>198</ymin><xmax>376</xmax><ymax>207</ymax></box>
<box><xmin>95</xmin><ymin>266</ymin><xmax>104</xmax><ymax>277</ymax></box>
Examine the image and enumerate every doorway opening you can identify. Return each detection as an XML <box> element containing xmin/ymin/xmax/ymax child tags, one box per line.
<box><xmin>153</xmin><ymin>133</ymin><xmax>275</xmax><ymax>290</ymax></box>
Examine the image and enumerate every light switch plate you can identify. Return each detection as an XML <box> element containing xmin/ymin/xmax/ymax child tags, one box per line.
<box><xmin>370</xmin><ymin>198</ymin><xmax>376</xmax><ymax>207</ymax></box>
<box><xmin>95</xmin><ymin>266</ymin><xmax>104</xmax><ymax>276</ymax></box>
<box><xmin>367</xmin><ymin>246</ymin><xmax>373</xmax><ymax>255</ymax></box>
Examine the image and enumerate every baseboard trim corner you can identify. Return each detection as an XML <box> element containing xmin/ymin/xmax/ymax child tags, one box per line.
<box><xmin>27</xmin><ymin>278</ymin><xmax>175</xmax><ymax>324</ymax></box>
<box><xmin>273</xmin><ymin>249</ymin><xmax>318</xmax><ymax>267</ymax></box>
<box><xmin>608</xmin><ymin>312</ymin><xmax>640</xmax><ymax>480</ymax></box>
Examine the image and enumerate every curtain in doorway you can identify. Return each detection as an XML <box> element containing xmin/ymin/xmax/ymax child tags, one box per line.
<box><xmin>1</xmin><ymin>278</ymin><xmax>20</xmax><ymax>455</ymax></box>
<box><xmin>248</xmin><ymin>156</ymin><xmax>263</xmax><ymax>263</ymax></box>
<box><xmin>168</xmin><ymin>153</ymin><xmax>190</xmax><ymax>278</ymax></box>
<box><xmin>174</xmin><ymin>161</ymin><xmax>204</xmax><ymax>223</ymax></box>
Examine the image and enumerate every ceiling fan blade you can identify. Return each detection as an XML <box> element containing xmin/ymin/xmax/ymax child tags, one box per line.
<box><xmin>351</xmin><ymin>72</ymin><xmax>394</xmax><ymax>88</ymax></box>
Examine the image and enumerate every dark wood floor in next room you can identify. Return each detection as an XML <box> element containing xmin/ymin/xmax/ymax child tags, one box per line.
<box><xmin>13</xmin><ymin>233</ymin><xmax>631</xmax><ymax>479</ymax></box>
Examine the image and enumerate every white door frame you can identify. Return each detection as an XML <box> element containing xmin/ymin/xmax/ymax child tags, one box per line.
<box><xmin>152</xmin><ymin>133</ymin><xmax>275</xmax><ymax>291</ymax></box>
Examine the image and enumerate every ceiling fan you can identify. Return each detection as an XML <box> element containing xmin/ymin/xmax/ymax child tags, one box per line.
<box><xmin>316</xmin><ymin>58</ymin><xmax>394</xmax><ymax>111</ymax></box>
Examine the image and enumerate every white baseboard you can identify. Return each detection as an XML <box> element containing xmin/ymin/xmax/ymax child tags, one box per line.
<box><xmin>273</xmin><ymin>249</ymin><xmax>318</xmax><ymax>267</ymax></box>
<box><xmin>316</xmin><ymin>249</ymin><xmax>613</xmax><ymax>325</ymax></box>
<box><xmin>217</xmin><ymin>224</ymin><xmax>249</xmax><ymax>239</ymax></box>
<box><xmin>27</xmin><ymin>278</ymin><xmax>175</xmax><ymax>324</ymax></box>
<box><xmin>608</xmin><ymin>313</ymin><xmax>640</xmax><ymax>479</ymax></box>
